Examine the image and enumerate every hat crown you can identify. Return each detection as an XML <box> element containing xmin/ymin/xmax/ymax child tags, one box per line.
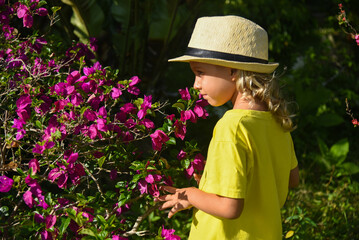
<box><xmin>188</xmin><ymin>16</ymin><xmax>268</xmax><ymax>61</ymax></box>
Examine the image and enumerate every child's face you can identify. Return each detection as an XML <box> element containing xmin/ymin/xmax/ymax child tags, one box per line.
<box><xmin>190</xmin><ymin>62</ymin><xmax>237</xmax><ymax>107</ymax></box>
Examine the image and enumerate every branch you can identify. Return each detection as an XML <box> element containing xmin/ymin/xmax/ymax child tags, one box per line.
<box><xmin>122</xmin><ymin>203</ymin><xmax>160</xmax><ymax>237</ymax></box>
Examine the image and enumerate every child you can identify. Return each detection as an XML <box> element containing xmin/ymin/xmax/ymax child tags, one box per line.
<box><xmin>156</xmin><ymin>15</ymin><xmax>299</xmax><ymax>239</ymax></box>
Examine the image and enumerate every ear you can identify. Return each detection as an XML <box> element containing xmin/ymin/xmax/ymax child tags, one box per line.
<box><xmin>230</xmin><ymin>69</ymin><xmax>238</xmax><ymax>81</ymax></box>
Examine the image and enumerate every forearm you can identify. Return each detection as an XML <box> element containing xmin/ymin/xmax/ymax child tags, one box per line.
<box><xmin>185</xmin><ymin>187</ymin><xmax>243</xmax><ymax>219</ymax></box>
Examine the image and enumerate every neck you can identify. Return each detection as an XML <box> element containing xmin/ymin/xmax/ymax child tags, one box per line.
<box><xmin>232</xmin><ymin>92</ymin><xmax>267</xmax><ymax>111</ymax></box>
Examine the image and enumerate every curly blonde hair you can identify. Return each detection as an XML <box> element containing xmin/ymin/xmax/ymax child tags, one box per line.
<box><xmin>235</xmin><ymin>70</ymin><xmax>295</xmax><ymax>132</ymax></box>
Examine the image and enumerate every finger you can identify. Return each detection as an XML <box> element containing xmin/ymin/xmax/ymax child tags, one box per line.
<box><xmin>155</xmin><ymin>194</ymin><xmax>172</xmax><ymax>202</ymax></box>
<box><xmin>168</xmin><ymin>204</ymin><xmax>183</xmax><ymax>218</ymax></box>
<box><xmin>160</xmin><ymin>185</ymin><xmax>177</xmax><ymax>193</ymax></box>
<box><xmin>159</xmin><ymin>200</ymin><xmax>176</xmax><ymax>210</ymax></box>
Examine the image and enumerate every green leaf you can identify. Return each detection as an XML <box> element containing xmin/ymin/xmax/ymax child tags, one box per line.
<box><xmin>166</xmin><ymin>137</ymin><xmax>176</xmax><ymax>146</ymax></box>
<box><xmin>98</xmin><ymin>156</ymin><xmax>106</xmax><ymax>168</ymax></box>
<box><xmin>51</xmin><ymin>6</ymin><xmax>62</xmax><ymax>14</ymax></box>
<box><xmin>96</xmin><ymin>215</ymin><xmax>107</xmax><ymax>227</ymax></box>
<box><xmin>35</xmin><ymin>120</ymin><xmax>42</xmax><ymax>129</ymax></box>
<box><xmin>79</xmin><ymin>228</ymin><xmax>96</xmax><ymax>237</ymax></box>
<box><xmin>59</xmin><ymin>217</ymin><xmax>71</xmax><ymax>235</ymax></box>
<box><xmin>65</xmin><ymin>208</ymin><xmax>77</xmax><ymax>220</ymax></box>
<box><xmin>340</xmin><ymin>162</ymin><xmax>359</xmax><ymax>175</ymax></box>
<box><xmin>172</xmin><ymin>102</ymin><xmax>185</xmax><ymax>111</ymax></box>
<box><xmin>329</xmin><ymin>138</ymin><xmax>349</xmax><ymax>165</ymax></box>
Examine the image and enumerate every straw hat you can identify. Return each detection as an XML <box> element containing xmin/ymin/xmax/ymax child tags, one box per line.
<box><xmin>169</xmin><ymin>15</ymin><xmax>278</xmax><ymax>73</ymax></box>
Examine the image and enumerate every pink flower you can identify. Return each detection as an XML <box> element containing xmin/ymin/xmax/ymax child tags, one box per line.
<box><xmin>177</xmin><ymin>150</ymin><xmax>187</xmax><ymax>160</ymax></box>
<box><xmin>36</xmin><ymin>8</ymin><xmax>48</xmax><ymax>16</ymax></box>
<box><xmin>120</xmin><ymin>103</ymin><xmax>136</xmax><ymax>114</ymax></box>
<box><xmin>34</xmin><ymin>213</ymin><xmax>45</xmax><ymax>223</ymax></box>
<box><xmin>145</xmin><ymin>174</ymin><xmax>155</xmax><ymax>184</ymax></box>
<box><xmin>83</xmin><ymin>109</ymin><xmax>97</xmax><ymax>121</ymax></box>
<box><xmin>150</xmin><ymin>130</ymin><xmax>169</xmax><ymax>151</ymax></box>
<box><xmin>12</xmin><ymin>118</ymin><xmax>26</xmax><ymax>130</ymax></box>
<box><xmin>45</xmin><ymin>215</ymin><xmax>56</xmax><ymax>229</ymax></box>
<box><xmin>161</xmin><ymin>226</ymin><xmax>181</xmax><ymax>240</ymax></box>
<box><xmin>193</xmin><ymin>153</ymin><xmax>205</xmax><ymax>171</ymax></box>
<box><xmin>23</xmin><ymin>13</ymin><xmax>33</xmax><ymax>28</ymax></box>
<box><xmin>17</xmin><ymin>4</ymin><xmax>29</xmax><ymax>18</ymax></box>
<box><xmin>66</xmin><ymin>152</ymin><xmax>79</xmax><ymax>164</ymax></box>
<box><xmin>138</xmin><ymin>179</ymin><xmax>148</xmax><ymax>194</ymax></box>
<box><xmin>194</xmin><ymin>99</ymin><xmax>209</xmax><ymax>118</ymax></box>
<box><xmin>71</xmin><ymin>93</ymin><xmax>83</xmax><ymax>106</ymax></box>
<box><xmin>174</xmin><ymin>120</ymin><xmax>186</xmax><ymax>140</ymax></box>
<box><xmin>129</xmin><ymin>76</ymin><xmax>141</xmax><ymax>86</ymax></box>
<box><xmin>111</xmin><ymin>87</ymin><xmax>122</xmax><ymax>99</ymax></box>
<box><xmin>137</xmin><ymin>95</ymin><xmax>152</xmax><ymax>119</ymax></box>
<box><xmin>88</xmin><ymin>124</ymin><xmax>98</xmax><ymax>139</ymax></box>
<box><xmin>97</xmin><ymin>118</ymin><xmax>108</xmax><ymax>132</ymax></box>
<box><xmin>140</xmin><ymin>119</ymin><xmax>155</xmax><ymax>129</ymax></box>
<box><xmin>16</xmin><ymin>94</ymin><xmax>32</xmax><ymax>109</ymax></box>
<box><xmin>0</xmin><ymin>175</ymin><xmax>14</xmax><ymax>192</ymax></box>
<box><xmin>29</xmin><ymin>158</ymin><xmax>40</xmax><ymax>175</ymax></box>
<box><xmin>112</xmin><ymin>235</ymin><xmax>128</xmax><ymax>240</ymax></box>
<box><xmin>181</xmin><ymin>110</ymin><xmax>197</xmax><ymax>123</ymax></box>
<box><xmin>40</xmin><ymin>230</ymin><xmax>51</xmax><ymax>240</ymax></box>
<box><xmin>98</xmin><ymin>106</ymin><xmax>107</xmax><ymax>118</ymax></box>
<box><xmin>355</xmin><ymin>34</ymin><xmax>359</xmax><ymax>46</ymax></box>
<box><xmin>23</xmin><ymin>190</ymin><xmax>35</xmax><ymax>208</ymax></box>
<box><xmin>32</xmin><ymin>143</ymin><xmax>45</xmax><ymax>154</ymax></box>
<box><xmin>179</xmin><ymin>87</ymin><xmax>190</xmax><ymax>100</ymax></box>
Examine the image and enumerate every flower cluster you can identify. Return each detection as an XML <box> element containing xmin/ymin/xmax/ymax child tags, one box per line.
<box><xmin>0</xmin><ymin>2</ymin><xmax>208</xmax><ymax>239</ymax></box>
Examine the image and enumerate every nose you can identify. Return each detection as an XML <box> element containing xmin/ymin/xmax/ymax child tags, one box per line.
<box><xmin>193</xmin><ymin>77</ymin><xmax>201</xmax><ymax>90</ymax></box>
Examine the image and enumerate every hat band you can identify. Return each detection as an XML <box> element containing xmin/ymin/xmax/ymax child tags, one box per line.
<box><xmin>185</xmin><ymin>47</ymin><xmax>268</xmax><ymax>64</ymax></box>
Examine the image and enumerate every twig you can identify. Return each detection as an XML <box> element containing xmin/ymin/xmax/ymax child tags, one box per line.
<box><xmin>81</xmin><ymin>163</ymin><xmax>105</xmax><ymax>198</ymax></box>
<box><xmin>122</xmin><ymin>203</ymin><xmax>160</xmax><ymax>237</ymax></box>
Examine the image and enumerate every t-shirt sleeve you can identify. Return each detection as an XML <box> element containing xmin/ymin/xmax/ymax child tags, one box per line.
<box><xmin>200</xmin><ymin>139</ymin><xmax>248</xmax><ymax>199</ymax></box>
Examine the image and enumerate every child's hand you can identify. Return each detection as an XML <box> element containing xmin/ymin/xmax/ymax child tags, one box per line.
<box><xmin>155</xmin><ymin>186</ymin><xmax>193</xmax><ymax>218</ymax></box>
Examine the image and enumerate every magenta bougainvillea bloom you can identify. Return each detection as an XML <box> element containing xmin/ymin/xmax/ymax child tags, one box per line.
<box><xmin>181</xmin><ymin>109</ymin><xmax>197</xmax><ymax>123</ymax></box>
<box><xmin>161</xmin><ymin>226</ymin><xmax>181</xmax><ymax>240</ymax></box>
<box><xmin>150</xmin><ymin>129</ymin><xmax>169</xmax><ymax>151</ymax></box>
<box><xmin>127</xmin><ymin>76</ymin><xmax>141</xmax><ymax>95</ymax></box>
<box><xmin>193</xmin><ymin>99</ymin><xmax>209</xmax><ymax>118</ymax></box>
<box><xmin>112</xmin><ymin>235</ymin><xmax>128</xmax><ymax>240</ymax></box>
<box><xmin>29</xmin><ymin>158</ymin><xmax>40</xmax><ymax>175</ymax></box>
<box><xmin>173</xmin><ymin>120</ymin><xmax>186</xmax><ymax>140</ymax></box>
<box><xmin>186</xmin><ymin>153</ymin><xmax>205</xmax><ymax>178</ymax></box>
<box><xmin>179</xmin><ymin>87</ymin><xmax>191</xmax><ymax>101</ymax></box>
<box><xmin>177</xmin><ymin>150</ymin><xmax>187</xmax><ymax>160</ymax></box>
<box><xmin>45</xmin><ymin>215</ymin><xmax>57</xmax><ymax>229</ymax></box>
<box><xmin>137</xmin><ymin>95</ymin><xmax>152</xmax><ymax>119</ymax></box>
<box><xmin>0</xmin><ymin>175</ymin><xmax>14</xmax><ymax>192</ymax></box>
<box><xmin>23</xmin><ymin>190</ymin><xmax>35</xmax><ymax>208</ymax></box>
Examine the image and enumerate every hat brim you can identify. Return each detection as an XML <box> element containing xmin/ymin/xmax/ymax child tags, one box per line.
<box><xmin>168</xmin><ymin>55</ymin><xmax>278</xmax><ymax>74</ymax></box>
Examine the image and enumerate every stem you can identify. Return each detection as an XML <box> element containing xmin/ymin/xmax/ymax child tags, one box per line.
<box><xmin>81</xmin><ymin>163</ymin><xmax>105</xmax><ymax>198</ymax></box>
<box><xmin>122</xmin><ymin>203</ymin><xmax>160</xmax><ymax>237</ymax></box>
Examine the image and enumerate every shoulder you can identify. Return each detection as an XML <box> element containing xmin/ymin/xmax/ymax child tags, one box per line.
<box><xmin>213</xmin><ymin>110</ymin><xmax>247</xmax><ymax>142</ymax></box>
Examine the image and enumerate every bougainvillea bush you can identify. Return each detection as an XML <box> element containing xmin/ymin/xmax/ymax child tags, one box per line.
<box><xmin>0</xmin><ymin>1</ymin><xmax>207</xmax><ymax>239</ymax></box>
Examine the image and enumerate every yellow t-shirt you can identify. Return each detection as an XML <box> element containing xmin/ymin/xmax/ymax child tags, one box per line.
<box><xmin>188</xmin><ymin>109</ymin><xmax>298</xmax><ymax>240</ymax></box>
